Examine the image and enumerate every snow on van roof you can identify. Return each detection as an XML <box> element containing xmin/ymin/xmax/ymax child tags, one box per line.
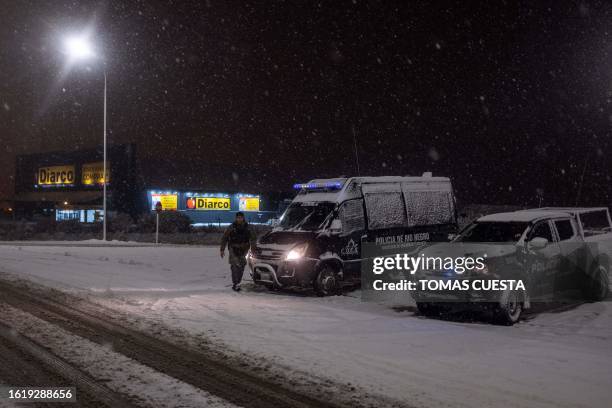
<box><xmin>292</xmin><ymin>175</ymin><xmax>453</xmax><ymax>204</ymax></box>
<box><xmin>308</xmin><ymin>175</ymin><xmax>451</xmax><ymax>185</ymax></box>
<box><xmin>478</xmin><ymin>210</ymin><xmax>572</xmax><ymax>223</ymax></box>
<box><xmin>351</xmin><ymin>175</ymin><xmax>450</xmax><ymax>183</ymax></box>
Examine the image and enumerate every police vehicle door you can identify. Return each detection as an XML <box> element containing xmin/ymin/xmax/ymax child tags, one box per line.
<box><xmin>337</xmin><ymin>198</ymin><xmax>366</xmax><ymax>282</ymax></box>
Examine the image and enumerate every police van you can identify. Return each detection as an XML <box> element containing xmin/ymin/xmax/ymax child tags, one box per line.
<box><xmin>248</xmin><ymin>174</ymin><xmax>458</xmax><ymax>295</ymax></box>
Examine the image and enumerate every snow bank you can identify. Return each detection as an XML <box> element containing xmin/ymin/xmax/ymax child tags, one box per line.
<box><xmin>0</xmin><ymin>239</ymin><xmax>154</xmax><ymax>247</ymax></box>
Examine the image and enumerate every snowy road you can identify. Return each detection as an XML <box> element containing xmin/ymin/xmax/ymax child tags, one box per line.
<box><xmin>0</xmin><ymin>242</ymin><xmax>611</xmax><ymax>407</ymax></box>
<box><xmin>0</xmin><ymin>281</ymin><xmax>341</xmax><ymax>408</ymax></box>
<box><xmin>0</xmin><ymin>318</ymin><xmax>132</xmax><ymax>408</ymax></box>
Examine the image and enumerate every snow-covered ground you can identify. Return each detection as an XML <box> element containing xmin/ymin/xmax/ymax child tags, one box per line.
<box><xmin>0</xmin><ymin>303</ymin><xmax>235</xmax><ymax>408</ymax></box>
<box><xmin>0</xmin><ymin>242</ymin><xmax>611</xmax><ymax>407</ymax></box>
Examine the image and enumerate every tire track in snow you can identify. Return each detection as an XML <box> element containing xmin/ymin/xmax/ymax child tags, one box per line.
<box><xmin>0</xmin><ymin>304</ymin><xmax>237</xmax><ymax>408</ymax></box>
<box><xmin>0</xmin><ymin>321</ymin><xmax>137</xmax><ymax>408</ymax></box>
<box><xmin>0</xmin><ymin>279</ymin><xmax>349</xmax><ymax>408</ymax></box>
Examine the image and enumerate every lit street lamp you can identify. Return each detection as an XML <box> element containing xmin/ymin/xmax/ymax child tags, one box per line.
<box><xmin>64</xmin><ymin>36</ymin><xmax>95</xmax><ymax>60</ymax></box>
<box><xmin>63</xmin><ymin>34</ymin><xmax>108</xmax><ymax>241</ymax></box>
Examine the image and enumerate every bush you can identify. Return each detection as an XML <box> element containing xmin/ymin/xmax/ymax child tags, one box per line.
<box><xmin>56</xmin><ymin>219</ymin><xmax>83</xmax><ymax>234</ymax></box>
<box><xmin>109</xmin><ymin>213</ymin><xmax>135</xmax><ymax>233</ymax></box>
<box><xmin>0</xmin><ymin>222</ymin><xmax>17</xmax><ymax>240</ymax></box>
<box><xmin>138</xmin><ymin>211</ymin><xmax>192</xmax><ymax>234</ymax></box>
<box><xmin>33</xmin><ymin>217</ymin><xmax>56</xmax><ymax>234</ymax></box>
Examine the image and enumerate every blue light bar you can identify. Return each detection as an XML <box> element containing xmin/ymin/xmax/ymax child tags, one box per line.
<box><xmin>293</xmin><ymin>181</ymin><xmax>343</xmax><ymax>190</ymax></box>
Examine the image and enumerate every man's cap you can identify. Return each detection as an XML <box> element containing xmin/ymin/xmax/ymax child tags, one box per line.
<box><xmin>236</xmin><ymin>212</ymin><xmax>245</xmax><ymax>217</ymax></box>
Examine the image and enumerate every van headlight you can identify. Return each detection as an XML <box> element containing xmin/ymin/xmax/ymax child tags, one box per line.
<box><xmin>285</xmin><ymin>243</ymin><xmax>308</xmax><ymax>261</ymax></box>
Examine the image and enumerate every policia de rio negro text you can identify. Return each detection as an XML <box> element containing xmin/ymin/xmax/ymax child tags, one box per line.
<box><xmin>220</xmin><ymin>212</ymin><xmax>257</xmax><ymax>291</ymax></box>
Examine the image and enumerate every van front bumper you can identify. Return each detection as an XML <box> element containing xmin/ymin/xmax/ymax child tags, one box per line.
<box><xmin>248</xmin><ymin>256</ymin><xmax>318</xmax><ymax>288</ymax></box>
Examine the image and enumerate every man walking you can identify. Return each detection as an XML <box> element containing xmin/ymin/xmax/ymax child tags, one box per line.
<box><xmin>220</xmin><ymin>212</ymin><xmax>257</xmax><ymax>291</ymax></box>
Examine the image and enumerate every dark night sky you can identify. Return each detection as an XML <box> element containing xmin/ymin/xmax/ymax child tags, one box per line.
<box><xmin>1</xmin><ymin>1</ymin><xmax>611</xmax><ymax>206</ymax></box>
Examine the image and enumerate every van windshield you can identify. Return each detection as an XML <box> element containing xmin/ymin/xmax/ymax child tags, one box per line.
<box><xmin>455</xmin><ymin>221</ymin><xmax>529</xmax><ymax>243</ymax></box>
<box><xmin>278</xmin><ymin>202</ymin><xmax>336</xmax><ymax>231</ymax></box>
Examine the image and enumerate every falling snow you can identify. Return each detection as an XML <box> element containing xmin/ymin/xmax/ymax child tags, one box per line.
<box><xmin>0</xmin><ymin>2</ymin><xmax>609</xmax><ymax>208</ymax></box>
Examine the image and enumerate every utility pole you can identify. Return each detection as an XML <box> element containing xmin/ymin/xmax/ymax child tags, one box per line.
<box><xmin>103</xmin><ymin>72</ymin><xmax>107</xmax><ymax>241</ymax></box>
<box><xmin>352</xmin><ymin>125</ymin><xmax>361</xmax><ymax>176</ymax></box>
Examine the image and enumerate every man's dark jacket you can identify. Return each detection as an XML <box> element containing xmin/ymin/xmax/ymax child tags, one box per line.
<box><xmin>220</xmin><ymin>222</ymin><xmax>257</xmax><ymax>263</ymax></box>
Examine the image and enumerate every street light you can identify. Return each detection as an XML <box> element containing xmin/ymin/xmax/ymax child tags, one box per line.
<box><xmin>62</xmin><ymin>34</ymin><xmax>108</xmax><ymax>241</ymax></box>
<box><xmin>64</xmin><ymin>36</ymin><xmax>95</xmax><ymax>60</ymax></box>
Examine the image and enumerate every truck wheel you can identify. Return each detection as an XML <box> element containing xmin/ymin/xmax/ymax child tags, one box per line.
<box><xmin>416</xmin><ymin>302</ymin><xmax>441</xmax><ymax>317</ymax></box>
<box><xmin>583</xmin><ymin>265</ymin><xmax>610</xmax><ymax>302</ymax></box>
<box><xmin>314</xmin><ymin>265</ymin><xmax>339</xmax><ymax>297</ymax></box>
<box><xmin>494</xmin><ymin>290</ymin><xmax>523</xmax><ymax>326</ymax></box>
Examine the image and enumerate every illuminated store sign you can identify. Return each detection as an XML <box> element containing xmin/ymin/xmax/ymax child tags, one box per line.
<box><xmin>151</xmin><ymin>193</ymin><xmax>178</xmax><ymax>211</ymax></box>
<box><xmin>82</xmin><ymin>162</ymin><xmax>110</xmax><ymax>185</ymax></box>
<box><xmin>239</xmin><ymin>196</ymin><xmax>260</xmax><ymax>212</ymax></box>
<box><xmin>186</xmin><ymin>196</ymin><xmax>231</xmax><ymax>210</ymax></box>
<box><xmin>38</xmin><ymin>165</ymin><xmax>75</xmax><ymax>186</ymax></box>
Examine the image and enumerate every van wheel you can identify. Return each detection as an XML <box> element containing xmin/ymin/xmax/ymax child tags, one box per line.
<box><xmin>314</xmin><ymin>265</ymin><xmax>339</xmax><ymax>296</ymax></box>
<box><xmin>583</xmin><ymin>265</ymin><xmax>609</xmax><ymax>302</ymax></box>
<box><xmin>494</xmin><ymin>290</ymin><xmax>523</xmax><ymax>326</ymax></box>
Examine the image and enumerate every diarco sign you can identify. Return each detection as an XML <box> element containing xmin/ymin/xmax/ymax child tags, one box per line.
<box><xmin>186</xmin><ymin>197</ymin><xmax>231</xmax><ymax>210</ymax></box>
<box><xmin>38</xmin><ymin>165</ymin><xmax>75</xmax><ymax>186</ymax></box>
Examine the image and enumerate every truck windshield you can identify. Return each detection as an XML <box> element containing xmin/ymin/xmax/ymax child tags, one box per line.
<box><xmin>455</xmin><ymin>221</ymin><xmax>529</xmax><ymax>243</ymax></box>
<box><xmin>278</xmin><ymin>202</ymin><xmax>335</xmax><ymax>231</ymax></box>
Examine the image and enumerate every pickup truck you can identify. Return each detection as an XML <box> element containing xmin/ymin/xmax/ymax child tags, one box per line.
<box><xmin>412</xmin><ymin>207</ymin><xmax>612</xmax><ymax>325</ymax></box>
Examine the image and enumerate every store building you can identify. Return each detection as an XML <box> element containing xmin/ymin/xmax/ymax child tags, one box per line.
<box><xmin>146</xmin><ymin>190</ymin><xmax>274</xmax><ymax>225</ymax></box>
<box><xmin>13</xmin><ymin>145</ymin><xmax>285</xmax><ymax>225</ymax></box>
<box><xmin>14</xmin><ymin>144</ymin><xmax>142</xmax><ymax>222</ymax></box>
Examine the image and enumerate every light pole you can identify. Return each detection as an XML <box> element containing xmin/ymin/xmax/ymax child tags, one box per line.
<box><xmin>103</xmin><ymin>71</ymin><xmax>107</xmax><ymax>241</ymax></box>
<box><xmin>63</xmin><ymin>35</ymin><xmax>108</xmax><ymax>241</ymax></box>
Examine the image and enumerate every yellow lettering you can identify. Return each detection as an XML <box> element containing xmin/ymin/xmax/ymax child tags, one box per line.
<box><xmin>38</xmin><ymin>165</ymin><xmax>75</xmax><ymax>185</ymax></box>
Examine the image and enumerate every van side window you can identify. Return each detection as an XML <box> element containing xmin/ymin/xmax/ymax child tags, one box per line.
<box><xmin>403</xmin><ymin>190</ymin><xmax>455</xmax><ymax>227</ymax></box>
<box><xmin>554</xmin><ymin>219</ymin><xmax>575</xmax><ymax>241</ymax></box>
<box><xmin>528</xmin><ymin>222</ymin><xmax>554</xmax><ymax>242</ymax></box>
<box><xmin>339</xmin><ymin>199</ymin><xmax>365</xmax><ymax>234</ymax></box>
<box><xmin>362</xmin><ymin>184</ymin><xmax>408</xmax><ymax>230</ymax></box>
